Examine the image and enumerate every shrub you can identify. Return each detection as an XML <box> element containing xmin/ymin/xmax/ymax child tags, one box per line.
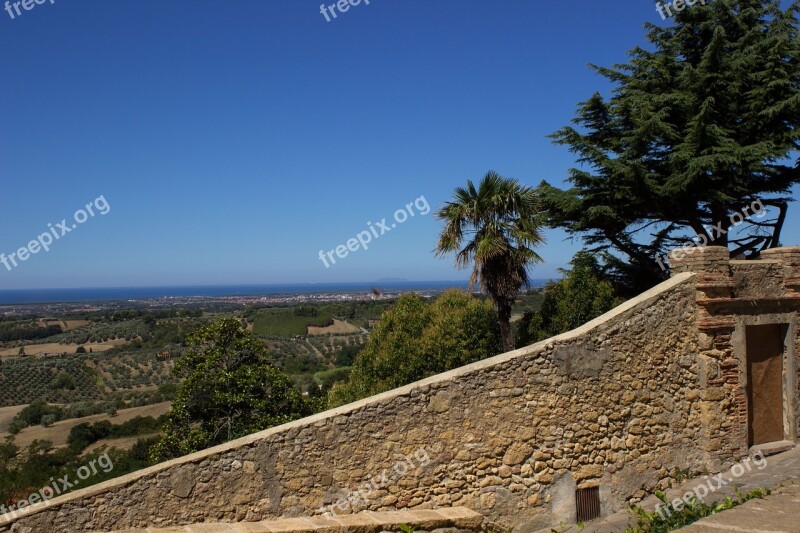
<box><xmin>328</xmin><ymin>291</ymin><xmax>501</xmax><ymax>407</ymax></box>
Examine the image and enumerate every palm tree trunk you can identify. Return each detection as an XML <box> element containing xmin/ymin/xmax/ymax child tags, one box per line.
<box><xmin>497</xmin><ymin>302</ymin><xmax>514</xmax><ymax>352</ymax></box>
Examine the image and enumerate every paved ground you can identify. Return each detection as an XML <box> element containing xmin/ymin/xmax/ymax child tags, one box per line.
<box><xmin>107</xmin><ymin>507</ymin><xmax>484</xmax><ymax>533</ymax></box>
<box><xmin>681</xmin><ymin>478</ymin><xmax>800</xmax><ymax>532</ymax></box>
<box><xmin>546</xmin><ymin>445</ymin><xmax>800</xmax><ymax>532</ymax></box>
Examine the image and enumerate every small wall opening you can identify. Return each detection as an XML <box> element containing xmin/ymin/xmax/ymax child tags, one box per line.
<box><xmin>576</xmin><ymin>486</ymin><xmax>601</xmax><ymax>522</ymax></box>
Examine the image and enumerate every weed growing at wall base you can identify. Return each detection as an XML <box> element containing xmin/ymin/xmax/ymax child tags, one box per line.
<box><xmin>654</xmin><ymin>452</ymin><xmax>768</xmax><ymax>521</ymax></box>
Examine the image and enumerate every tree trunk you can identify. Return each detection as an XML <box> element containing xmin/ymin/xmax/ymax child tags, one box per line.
<box><xmin>497</xmin><ymin>302</ymin><xmax>514</xmax><ymax>352</ymax></box>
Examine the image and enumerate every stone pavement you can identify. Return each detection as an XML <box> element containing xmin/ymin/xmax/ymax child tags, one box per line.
<box><xmin>106</xmin><ymin>507</ymin><xmax>485</xmax><ymax>533</ymax></box>
<box><xmin>680</xmin><ymin>478</ymin><xmax>800</xmax><ymax>532</ymax></box>
<box><xmin>543</xmin><ymin>445</ymin><xmax>800</xmax><ymax>533</ymax></box>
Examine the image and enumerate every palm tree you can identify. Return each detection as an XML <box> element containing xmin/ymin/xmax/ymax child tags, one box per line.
<box><xmin>436</xmin><ymin>171</ymin><xmax>545</xmax><ymax>351</ymax></box>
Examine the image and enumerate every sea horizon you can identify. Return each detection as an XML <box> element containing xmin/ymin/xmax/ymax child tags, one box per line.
<box><xmin>0</xmin><ymin>279</ymin><xmax>553</xmax><ymax>305</ymax></box>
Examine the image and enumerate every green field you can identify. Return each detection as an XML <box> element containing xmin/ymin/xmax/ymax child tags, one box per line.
<box><xmin>252</xmin><ymin>309</ymin><xmax>334</xmax><ymax>337</ymax></box>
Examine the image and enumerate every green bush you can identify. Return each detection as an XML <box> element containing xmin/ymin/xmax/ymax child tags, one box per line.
<box><xmin>517</xmin><ymin>252</ymin><xmax>620</xmax><ymax>346</ymax></box>
<box><xmin>328</xmin><ymin>290</ymin><xmax>501</xmax><ymax>407</ymax></box>
<box><xmin>150</xmin><ymin>319</ymin><xmax>312</xmax><ymax>462</ymax></box>
<box><xmin>67</xmin><ymin>420</ymin><xmax>113</xmax><ymax>452</ymax></box>
<box><xmin>50</xmin><ymin>372</ymin><xmax>77</xmax><ymax>390</ymax></box>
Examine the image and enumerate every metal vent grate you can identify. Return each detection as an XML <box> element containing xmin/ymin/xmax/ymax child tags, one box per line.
<box><xmin>576</xmin><ymin>486</ymin><xmax>601</xmax><ymax>522</ymax></box>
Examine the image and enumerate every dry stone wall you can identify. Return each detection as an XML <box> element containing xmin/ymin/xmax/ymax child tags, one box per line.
<box><xmin>4</xmin><ymin>249</ymin><xmax>799</xmax><ymax>533</ymax></box>
<box><xmin>1</xmin><ymin>275</ymin><xmax>707</xmax><ymax>533</ymax></box>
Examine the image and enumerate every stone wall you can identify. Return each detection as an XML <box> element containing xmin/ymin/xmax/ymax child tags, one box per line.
<box><xmin>671</xmin><ymin>247</ymin><xmax>800</xmax><ymax>464</ymax></box>
<box><xmin>2</xmin><ymin>247</ymin><xmax>799</xmax><ymax>533</ymax></box>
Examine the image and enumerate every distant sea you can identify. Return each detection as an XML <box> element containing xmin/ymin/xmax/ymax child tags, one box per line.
<box><xmin>0</xmin><ymin>280</ymin><xmax>551</xmax><ymax>305</ymax></box>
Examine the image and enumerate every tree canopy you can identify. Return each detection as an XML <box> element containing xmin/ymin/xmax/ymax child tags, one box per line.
<box><xmin>327</xmin><ymin>290</ymin><xmax>502</xmax><ymax>407</ymax></box>
<box><xmin>517</xmin><ymin>252</ymin><xmax>620</xmax><ymax>346</ymax></box>
<box><xmin>150</xmin><ymin>319</ymin><xmax>310</xmax><ymax>462</ymax></box>
<box><xmin>542</xmin><ymin>0</ymin><xmax>800</xmax><ymax>289</ymax></box>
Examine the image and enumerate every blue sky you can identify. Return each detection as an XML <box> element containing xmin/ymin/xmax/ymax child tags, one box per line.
<box><xmin>1</xmin><ymin>0</ymin><xmax>798</xmax><ymax>289</ymax></box>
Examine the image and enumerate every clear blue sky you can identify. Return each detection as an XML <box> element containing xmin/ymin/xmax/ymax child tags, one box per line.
<box><xmin>1</xmin><ymin>0</ymin><xmax>798</xmax><ymax>289</ymax></box>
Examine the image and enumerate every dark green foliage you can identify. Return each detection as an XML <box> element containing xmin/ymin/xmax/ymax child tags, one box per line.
<box><xmin>314</xmin><ymin>367</ymin><xmax>351</xmax><ymax>394</ymax></box>
<box><xmin>282</xmin><ymin>353</ymin><xmax>326</xmax><ymax>375</ymax></box>
<box><xmin>150</xmin><ymin>319</ymin><xmax>311</xmax><ymax>462</ymax></box>
<box><xmin>328</xmin><ymin>291</ymin><xmax>502</xmax><ymax>407</ymax></box>
<box><xmin>49</xmin><ymin>372</ymin><xmax>77</xmax><ymax>390</ymax></box>
<box><xmin>334</xmin><ymin>344</ymin><xmax>361</xmax><ymax>366</ymax></box>
<box><xmin>67</xmin><ymin>421</ymin><xmax>113</xmax><ymax>452</ymax></box>
<box><xmin>517</xmin><ymin>252</ymin><xmax>620</xmax><ymax>346</ymax></box>
<box><xmin>66</xmin><ymin>416</ymin><xmax>163</xmax><ymax>452</ymax></box>
<box><xmin>13</xmin><ymin>400</ymin><xmax>64</xmax><ymax>428</ymax></box>
<box><xmin>294</xmin><ymin>306</ymin><xmax>318</xmax><ymax>317</ymax></box>
<box><xmin>542</xmin><ymin>0</ymin><xmax>800</xmax><ymax>287</ymax></box>
<box><xmin>0</xmin><ymin>439</ymin><xmax>155</xmax><ymax>508</ymax></box>
<box><xmin>0</xmin><ymin>322</ymin><xmax>62</xmax><ymax>342</ymax></box>
<box><xmin>127</xmin><ymin>436</ymin><xmax>160</xmax><ymax>463</ymax></box>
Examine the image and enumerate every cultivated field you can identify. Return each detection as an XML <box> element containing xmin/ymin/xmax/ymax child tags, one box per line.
<box><xmin>1</xmin><ymin>402</ymin><xmax>172</xmax><ymax>449</ymax></box>
<box><xmin>252</xmin><ymin>309</ymin><xmax>333</xmax><ymax>337</ymax></box>
<box><xmin>84</xmin><ymin>433</ymin><xmax>158</xmax><ymax>454</ymax></box>
<box><xmin>308</xmin><ymin>319</ymin><xmax>362</xmax><ymax>336</ymax></box>
<box><xmin>0</xmin><ymin>405</ymin><xmax>27</xmax><ymax>433</ymax></box>
<box><xmin>37</xmin><ymin>319</ymin><xmax>90</xmax><ymax>330</ymax></box>
<box><xmin>0</xmin><ymin>338</ymin><xmax>128</xmax><ymax>357</ymax></box>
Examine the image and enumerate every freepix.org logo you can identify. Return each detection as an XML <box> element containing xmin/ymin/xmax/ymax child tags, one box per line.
<box><xmin>0</xmin><ymin>195</ymin><xmax>111</xmax><ymax>273</ymax></box>
<box><xmin>4</xmin><ymin>0</ymin><xmax>55</xmax><ymax>21</ymax></box>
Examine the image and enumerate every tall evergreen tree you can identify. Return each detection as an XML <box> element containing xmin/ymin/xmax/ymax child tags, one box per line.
<box><xmin>542</xmin><ymin>0</ymin><xmax>800</xmax><ymax>288</ymax></box>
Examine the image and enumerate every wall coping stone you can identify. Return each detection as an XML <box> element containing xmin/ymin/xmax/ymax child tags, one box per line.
<box><xmin>102</xmin><ymin>507</ymin><xmax>486</xmax><ymax>533</ymax></box>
